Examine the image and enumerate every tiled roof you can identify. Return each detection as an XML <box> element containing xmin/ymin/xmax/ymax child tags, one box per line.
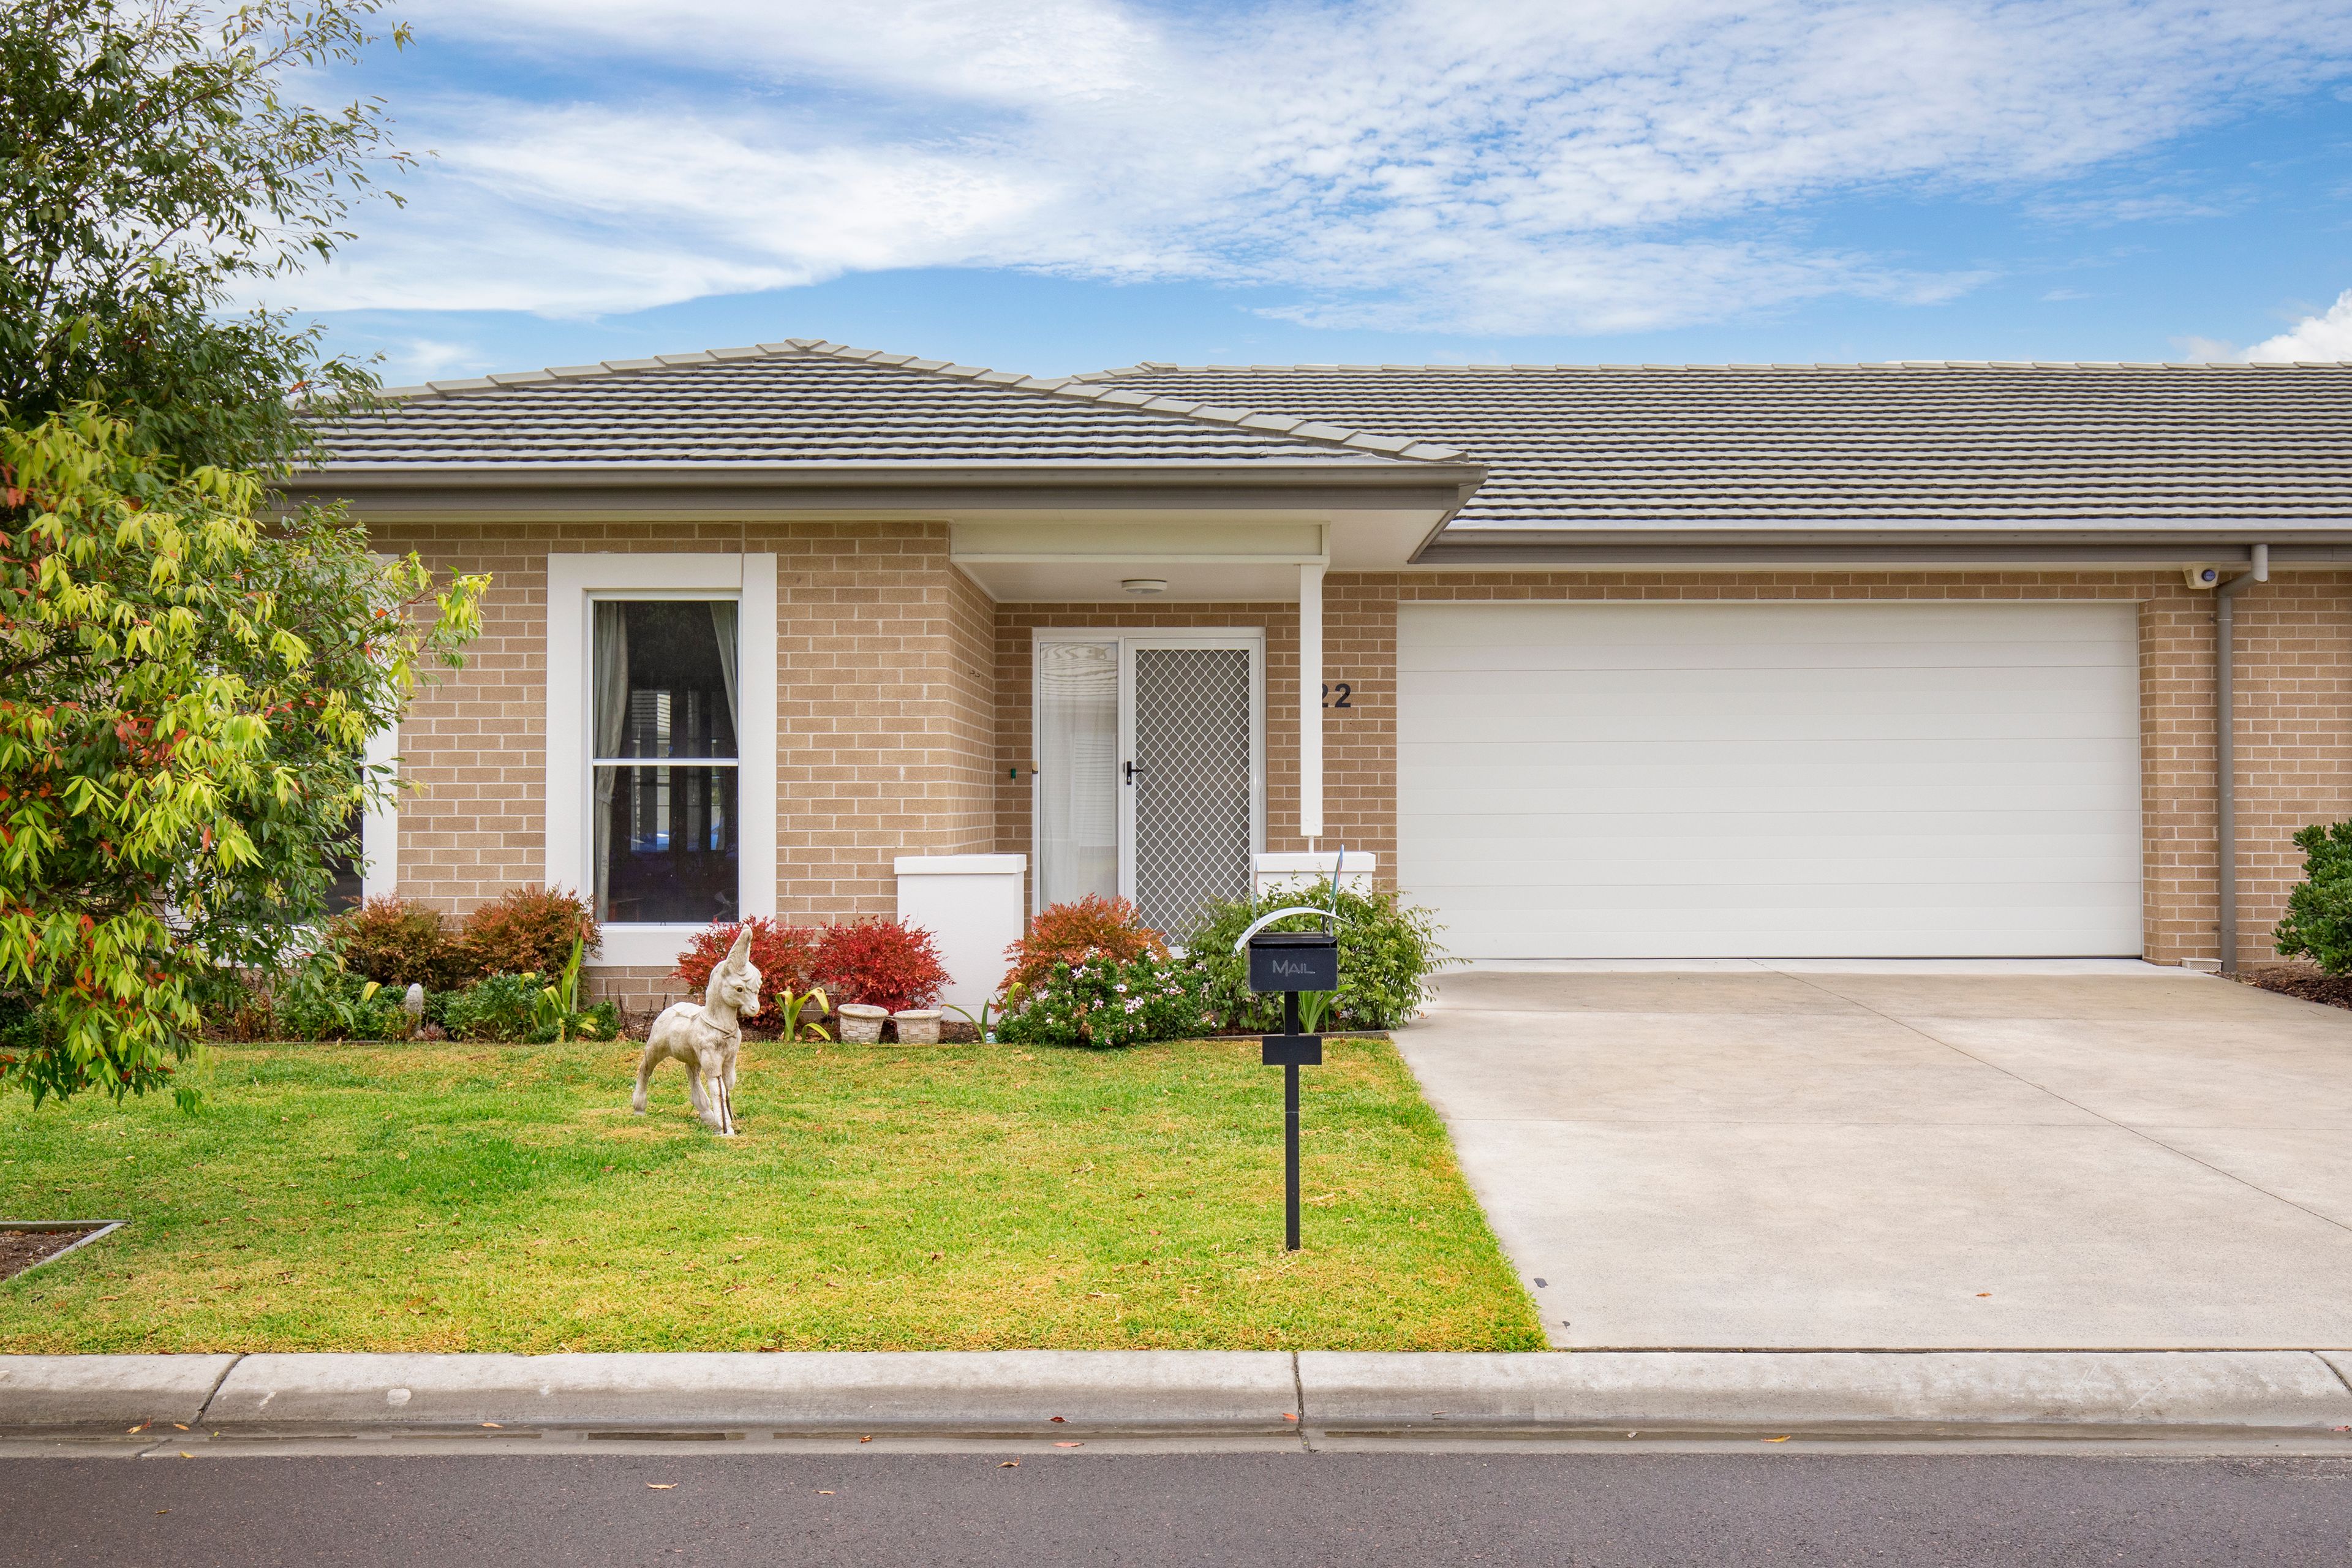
<box><xmin>315</xmin><ymin>340</ymin><xmax>1465</xmax><ymax>471</ymax></box>
<box><xmin>1081</xmin><ymin>361</ymin><xmax>2352</xmax><ymax>532</ymax></box>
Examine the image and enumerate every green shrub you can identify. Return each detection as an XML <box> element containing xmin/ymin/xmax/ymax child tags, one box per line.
<box><xmin>200</xmin><ymin>969</ymin><xmax>279</xmax><ymax>1042</ymax></box>
<box><xmin>1179</xmin><ymin>883</ymin><xmax>1453</xmax><ymax>1032</ymax></box>
<box><xmin>0</xmin><ymin>992</ymin><xmax>51</xmax><ymax>1064</ymax></box>
<box><xmin>2274</xmin><ymin>821</ymin><xmax>2352</xmax><ymax>974</ymax></box>
<box><xmin>997</xmin><ymin>953</ymin><xmax>1212</xmax><ymax>1049</ymax></box>
<box><xmin>273</xmin><ymin>957</ymin><xmax>411</xmax><ymax>1042</ymax></box>
<box><xmin>441</xmin><ymin>968</ymin><xmax>617</xmax><ymax>1045</ymax></box>
<box><xmin>327</xmin><ymin>895</ymin><xmax>467</xmax><ymax>990</ymax></box>
<box><xmin>440</xmin><ymin>974</ymin><xmax>538</xmax><ymax>1043</ymax></box>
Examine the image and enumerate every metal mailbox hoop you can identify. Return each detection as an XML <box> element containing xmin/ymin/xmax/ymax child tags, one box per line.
<box><xmin>1231</xmin><ymin>906</ymin><xmax>1339</xmax><ymax>951</ymax></box>
<box><xmin>1232</xmin><ymin>845</ymin><xmax>1350</xmax><ymax>953</ymax></box>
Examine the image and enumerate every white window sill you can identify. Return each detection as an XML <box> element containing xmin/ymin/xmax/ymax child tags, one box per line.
<box><xmin>589</xmin><ymin>924</ymin><xmax>712</xmax><ymax>970</ymax></box>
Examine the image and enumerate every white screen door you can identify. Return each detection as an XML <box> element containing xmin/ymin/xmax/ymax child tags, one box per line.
<box><xmin>1033</xmin><ymin>631</ymin><xmax>1262</xmax><ymax>939</ymax></box>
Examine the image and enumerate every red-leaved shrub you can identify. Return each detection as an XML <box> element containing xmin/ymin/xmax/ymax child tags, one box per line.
<box><xmin>671</xmin><ymin>917</ymin><xmax>822</xmax><ymax>1031</ymax></box>
<box><xmin>814</xmin><ymin>919</ymin><xmax>948</xmax><ymax>1013</ymax></box>
<box><xmin>327</xmin><ymin>895</ymin><xmax>467</xmax><ymax>990</ymax></box>
<box><xmin>458</xmin><ymin>885</ymin><xmax>599</xmax><ymax>978</ymax></box>
<box><xmin>1001</xmin><ymin>894</ymin><xmax>1168</xmax><ymax>995</ymax></box>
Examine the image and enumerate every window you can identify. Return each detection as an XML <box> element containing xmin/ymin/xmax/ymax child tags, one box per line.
<box><xmin>325</xmin><ymin>724</ymin><xmax>400</xmax><ymax>911</ymax></box>
<box><xmin>325</xmin><ymin>813</ymin><xmax>366</xmax><ymax>911</ymax></box>
<box><xmin>545</xmin><ymin>554</ymin><xmax>776</xmax><ymax>968</ymax></box>
<box><xmin>592</xmin><ymin>600</ymin><xmax>740</xmax><ymax>924</ymax></box>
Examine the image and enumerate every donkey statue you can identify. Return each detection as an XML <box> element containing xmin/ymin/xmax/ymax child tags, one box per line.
<box><xmin>633</xmin><ymin>927</ymin><xmax>761</xmax><ymax>1135</ymax></box>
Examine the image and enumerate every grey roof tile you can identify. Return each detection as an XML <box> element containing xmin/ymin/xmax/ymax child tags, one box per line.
<box><xmin>1087</xmin><ymin>361</ymin><xmax>2352</xmax><ymax>530</ymax></box>
<box><xmin>317</xmin><ymin>342</ymin><xmax>1461</xmax><ymax>471</ymax></box>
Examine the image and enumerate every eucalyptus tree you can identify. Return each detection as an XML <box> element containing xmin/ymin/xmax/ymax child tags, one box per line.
<box><xmin>0</xmin><ymin>2</ymin><xmax>487</xmax><ymax>1105</ymax></box>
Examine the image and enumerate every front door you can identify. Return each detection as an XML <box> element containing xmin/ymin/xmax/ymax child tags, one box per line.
<box><xmin>1033</xmin><ymin>631</ymin><xmax>1261</xmax><ymax>940</ymax></box>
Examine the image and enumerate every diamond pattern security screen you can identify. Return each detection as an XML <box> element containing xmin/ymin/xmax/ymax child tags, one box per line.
<box><xmin>1132</xmin><ymin>646</ymin><xmax>1254</xmax><ymax>940</ymax></box>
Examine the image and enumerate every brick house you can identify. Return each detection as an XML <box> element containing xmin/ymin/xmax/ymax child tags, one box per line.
<box><xmin>288</xmin><ymin>341</ymin><xmax>2352</xmax><ymax>1011</ymax></box>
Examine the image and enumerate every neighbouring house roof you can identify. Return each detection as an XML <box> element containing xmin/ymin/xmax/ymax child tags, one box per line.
<box><xmin>313</xmin><ymin>339</ymin><xmax>1468</xmax><ymax>473</ymax></box>
<box><xmin>1080</xmin><ymin>361</ymin><xmax>2352</xmax><ymax>542</ymax></box>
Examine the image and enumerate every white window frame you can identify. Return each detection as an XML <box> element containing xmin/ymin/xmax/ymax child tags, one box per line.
<box><xmin>1029</xmin><ymin>625</ymin><xmax>1266</xmax><ymax>917</ymax></box>
<box><xmin>359</xmin><ymin>723</ymin><xmax>399</xmax><ymax>900</ymax></box>
<box><xmin>546</xmin><ymin>553</ymin><xmax>777</xmax><ymax>968</ymax></box>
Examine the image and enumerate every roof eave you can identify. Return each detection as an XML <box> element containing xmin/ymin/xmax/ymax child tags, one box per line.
<box><xmin>1415</xmin><ymin>525</ymin><xmax>2352</xmax><ymax>570</ymax></box>
<box><xmin>285</xmin><ymin>460</ymin><xmax>1482</xmax><ymax>486</ymax></box>
<box><xmin>276</xmin><ymin>461</ymin><xmax>1489</xmax><ymax>519</ymax></box>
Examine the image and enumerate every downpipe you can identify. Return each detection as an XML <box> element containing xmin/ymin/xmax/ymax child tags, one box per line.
<box><xmin>2213</xmin><ymin>545</ymin><xmax>2269</xmax><ymax>974</ymax></box>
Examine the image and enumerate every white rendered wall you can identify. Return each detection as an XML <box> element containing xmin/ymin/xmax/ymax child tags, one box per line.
<box><xmin>896</xmin><ymin>854</ymin><xmax>1028</xmax><ymax>1019</ymax></box>
<box><xmin>1253</xmin><ymin>851</ymin><xmax>1378</xmax><ymax>901</ymax></box>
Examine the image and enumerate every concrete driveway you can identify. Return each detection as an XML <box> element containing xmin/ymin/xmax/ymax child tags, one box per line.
<box><xmin>1398</xmin><ymin>964</ymin><xmax>2352</xmax><ymax>1351</ymax></box>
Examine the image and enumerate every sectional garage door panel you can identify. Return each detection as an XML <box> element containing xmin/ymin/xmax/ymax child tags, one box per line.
<box><xmin>1395</xmin><ymin>602</ymin><xmax>2144</xmax><ymax>959</ymax></box>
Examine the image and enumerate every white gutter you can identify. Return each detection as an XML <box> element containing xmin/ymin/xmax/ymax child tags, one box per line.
<box><xmin>2214</xmin><ymin>543</ymin><xmax>2269</xmax><ymax>973</ymax></box>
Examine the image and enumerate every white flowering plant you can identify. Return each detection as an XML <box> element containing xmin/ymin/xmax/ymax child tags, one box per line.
<box><xmin>995</xmin><ymin>952</ymin><xmax>1213</xmax><ymax>1049</ymax></box>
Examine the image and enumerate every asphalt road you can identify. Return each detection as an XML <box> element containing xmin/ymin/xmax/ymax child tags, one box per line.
<box><xmin>6</xmin><ymin>1452</ymin><xmax>2351</xmax><ymax>1566</ymax></box>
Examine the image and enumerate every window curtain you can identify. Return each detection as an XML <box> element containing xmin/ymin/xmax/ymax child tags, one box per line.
<box><xmin>592</xmin><ymin>601</ymin><xmax>630</xmax><ymax>919</ymax></box>
<box><xmin>709</xmin><ymin>600</ymin><xmax>739</xmax><ymax>740</ymax></box>
<box><xmin>1036</xmin><ymin>641</ymin><xmax>1120</xmax><ymax>907</ymax></box>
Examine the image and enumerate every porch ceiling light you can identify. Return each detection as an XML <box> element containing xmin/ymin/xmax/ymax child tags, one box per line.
<box><xmin>1121</xmin><ymin>578</ymin><xmax>1169</xmax><ymax>595</ymax></box>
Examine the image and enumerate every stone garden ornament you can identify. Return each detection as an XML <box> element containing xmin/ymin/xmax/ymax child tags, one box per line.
<box><xmin>634</xmin><ymin>927</ymin><xmax>761</xmax><ymax>1135</ymax></box>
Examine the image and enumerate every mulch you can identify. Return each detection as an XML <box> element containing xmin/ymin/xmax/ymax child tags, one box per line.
<box><xmin>2239</xmin><ymin>967</ymin><xmax>2352</xmax><ymax>1012</ymax></box>
<box><xmin>0</xmin><ymin>1227</ymin><xmax>99</xmax><ymax>1281</ymax></box>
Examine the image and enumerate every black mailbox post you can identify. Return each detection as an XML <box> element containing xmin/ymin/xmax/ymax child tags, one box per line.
<box><xmin>1241</xmin><ymin>895</ymin><xmax>1344</xmax><ymax>1251</ymax></box>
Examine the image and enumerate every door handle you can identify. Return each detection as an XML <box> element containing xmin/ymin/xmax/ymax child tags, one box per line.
<box><xmin>1124</xmin><ymin>760</ymin><xmax>1139</xmax><ymax>785</ymax></box>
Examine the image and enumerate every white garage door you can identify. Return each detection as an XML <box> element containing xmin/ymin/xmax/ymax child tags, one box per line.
<box><xmin>1396</xmin><ymin>601</ymin><xmax>2143</xmax><ymax>958</ymax></box>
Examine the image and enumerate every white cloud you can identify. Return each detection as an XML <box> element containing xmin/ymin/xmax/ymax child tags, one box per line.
<box><xmin>273</xmin><ymin>1</ymin><xmax>2352</xmax><ymax>336</ymax></box>
<box><xmin>372</xmin><ymin>336</ymin><xmax>496</xmax><ymax>383</ymax></box>
<box><xmin>2242</xmin><ymin>290</ymin><xmax>2352</xmax><ymax>361</ymax></box>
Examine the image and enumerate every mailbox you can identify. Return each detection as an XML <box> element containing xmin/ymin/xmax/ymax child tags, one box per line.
<box><xmin>1248</xmin><ymin>929</ymin><xmax>1339</xmax><ymax>993</ymax></box>
<box><xmin>1232</xmin><ymin>848</ymin><xmax>1351</xmax><ymax>1254</ymax></box>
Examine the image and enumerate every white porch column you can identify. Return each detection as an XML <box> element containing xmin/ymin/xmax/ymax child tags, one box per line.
<box><xmin>1299</xmin><ymin>560</ymin><xmax>1326</xmax><ymax>843</ymax></box>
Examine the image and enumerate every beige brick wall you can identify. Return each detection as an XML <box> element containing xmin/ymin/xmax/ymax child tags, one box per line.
<box><xmin>366</xmin><ymin>519</ymin><xmax>997</xmax><ymax>995</ymax></box>
<box><xmin>578</xmin><ymin>963</ymin><xmax>696</xmax><ymax>1019</ymax></box>
<box><xmin>771</xmin><ymin>523</ymin><xmax>995</xmax><ymax>915</ymax></box>
<box><xmin>367</xmin><ymin>521</ymin><xmax>2352</xmax><ymax>976</ymax></box>
<box><xmin>2231</xmin><ymin>575</ymin><xmax>2352</xmax><ymax>965</ymax></box>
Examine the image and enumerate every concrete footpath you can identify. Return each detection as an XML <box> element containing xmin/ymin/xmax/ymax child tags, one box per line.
<box><xmin>6</xmin><ymin>1350</ymin><xmax>2352</xmax><ymax>1454</ymax></box>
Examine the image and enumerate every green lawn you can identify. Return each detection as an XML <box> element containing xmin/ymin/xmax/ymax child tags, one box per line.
<box><xmin>0</xmin><ymin>1035</ymin><xmax>1545</xmax><ymax>1352</ymax></box>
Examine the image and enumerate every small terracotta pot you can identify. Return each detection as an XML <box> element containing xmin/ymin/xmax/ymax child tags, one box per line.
<box><xmin>837</xmin><ymin>1003</ymin><xmax>889</xmax><ymax>1043</ymax></box>
<box><xmin>892</xmin><ymin>1009</ymin><xmax>941</xmax><ymax>1044</ymax></box>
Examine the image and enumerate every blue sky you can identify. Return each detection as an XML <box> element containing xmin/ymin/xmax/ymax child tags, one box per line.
<box><xmin>274</xmin><ymin>1</ymin><xmax>2352</xmax><ymax>384</ymax></box>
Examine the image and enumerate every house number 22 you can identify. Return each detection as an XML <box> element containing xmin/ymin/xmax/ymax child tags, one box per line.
<box><xmin>1321</xmin><ymin>682</ymin><xmax>1354</xmax><ymax>709</ymax></box>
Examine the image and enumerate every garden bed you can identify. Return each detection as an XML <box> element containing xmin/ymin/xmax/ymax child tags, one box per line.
<box><xmin>2239</xmin><ymin>965</ymin><xmax>2352</xmax><ymax>1012</ymax></box>
<box><xmin>0</xmin><ymin>1036</ymin><xmax>1542</xmax><ymax>1353</ymax></box>
<box><xmin>0</xmin><ymin>1224</ymin><xmax>117</xmax><ymax>1281</ymax></box>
